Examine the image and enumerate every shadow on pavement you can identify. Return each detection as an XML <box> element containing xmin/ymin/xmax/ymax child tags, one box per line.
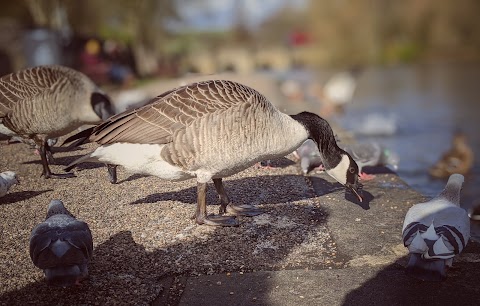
<box><xmin>0</xmin><ymin>190</ymin><xmax>53</xmax><ymax>205</ymax></box>
<box><xmin>342</xmin><ymin>242</ymin><xmax>480</xmax><ymax>306</ymax></box>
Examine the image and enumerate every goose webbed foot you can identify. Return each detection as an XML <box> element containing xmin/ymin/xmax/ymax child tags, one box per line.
<box><xmin>41</xmin><ymin>171</ymin><xmax>76</xmax><ymax>179</ymax></box>
<box><xmin>195</xmin><ymin>181</ymin><xmax>239</xmax><ymax>226</ymax></box>
<box><xmin>195</xmin><ymin>213</ymin><xmax>239</xmax><ymax>227</ymax></box>
<box><xmin>107</xmin><ymin>164</ymin><xmax>118</xmax><ymax>184</ymax></box>
<box><xmin>221</xmin><ymin>203</ymin><xmax>264</xmax><ymax>217</ymax></box>
<box><xmin>38</xmin><ymin>140</ymin><xmax>74</xmax><ymax>179</ymax></box>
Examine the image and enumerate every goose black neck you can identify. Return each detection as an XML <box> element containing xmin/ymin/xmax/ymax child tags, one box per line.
<box><xmin>291</xmin><ymin>112</ymin><xmax>344</xmax><ymax>169</ymax></box>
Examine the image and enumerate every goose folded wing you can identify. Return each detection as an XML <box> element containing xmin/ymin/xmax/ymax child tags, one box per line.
<box><xmin>0</xmin><ymin>66</ymin><xmax>67</xmax><ymax>116</ymax></box>
<box><xmin>89</xmin><ymin>80</ymin><xmax>246</xmax><ymax>145</ymax></box>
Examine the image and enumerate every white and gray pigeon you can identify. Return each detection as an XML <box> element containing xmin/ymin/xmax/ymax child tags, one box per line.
<box><xmin>295</xmin><ymin>140</ymin><xmax>399</xmax><ymax>179</ymax></box>
<box><xmin>340</xmin><ymin>141</ymin><xmax>399</xmax><ymax>180</ymax></box>
<box><xmin>402</xmin><ymin>173</ymin><xmax>470</xmax><ymax>281</ymax></box>
<box><xmin>29</xmin><ymin>200</ymin><xmax>93</xmax><ymax>287</ymax></box>
<box><xmin>0</xmin><ymin>171</ymin><xmax>19</xmax><ymax>197</ymax></box>
<box><xmin>294</xmin><ymin>139</ymin><xmax>324</xmax><ymax>175</ymax></box>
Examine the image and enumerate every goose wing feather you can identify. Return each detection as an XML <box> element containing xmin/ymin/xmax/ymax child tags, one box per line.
<box><xmin>89</xmin><ymin>80</ymin><xmax>268</xmax><ymax>145</ymax></box>
<box><xmin>0</xmin><ymin>66</ymin><xmax>74</xmax><ymax>117</ymax></box>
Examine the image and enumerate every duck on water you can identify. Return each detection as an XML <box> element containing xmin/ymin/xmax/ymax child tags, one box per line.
<box><xmin>64</xmin><ymin>80</ymin><xmax>364</xmax><ymax>226</ymax></box>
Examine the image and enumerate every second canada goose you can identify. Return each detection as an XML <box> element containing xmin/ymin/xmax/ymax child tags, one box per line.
<box><xmin>0</xmin><ymin>65</ymin><xmax>115</xmax><ymax>178</ymax></box>
<box><xmin>64</xmin><ymin>80</ymin><xmax>363</xmax><ymax>226</ymax></box>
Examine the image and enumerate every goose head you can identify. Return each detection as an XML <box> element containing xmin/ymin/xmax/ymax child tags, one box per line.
<box><xmin>325</xmin><ymin>152</ymin><xmax>363</xmax><ymax>202</ymax></box>
<box><xmin>91</xmin><ymin>92</ymin><xmax>115</xmax><ymax>120</ymax></box>
<box><xmin>291</xmin><ymin>112</ymin><xmax>363</xmax><ymax>202</ymax></box>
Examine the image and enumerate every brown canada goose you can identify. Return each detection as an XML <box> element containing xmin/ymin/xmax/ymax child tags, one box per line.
<box><xmin>0</xmin><ymin>65</ymin><xmax>115</xmax><ymax>178</ymax></box>
<box><xmin>64</xmin><ymin>80</ymin><xmax>363</xmax><ymax>226</ymax></box>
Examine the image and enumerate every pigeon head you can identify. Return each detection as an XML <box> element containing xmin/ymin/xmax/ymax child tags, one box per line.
<box><xmin>1</xmin><ymin>171</ymin><xmax>19</xmax><ymax>185</ymax></box>
<box><xmin>46</xmin><ymin>200</ymin><xmax>73</xmax><ymax>219</ymax></box>
<box><xmin>382</xmin><ymin>148</ymin><xmax>399</xmax><ymax>171</ymax></box>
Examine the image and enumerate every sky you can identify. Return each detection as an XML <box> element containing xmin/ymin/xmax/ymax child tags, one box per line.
<box><xmin>172</xmin><ymin>0</ymin><xmax>307</xmax><ymax>31</ymax></box>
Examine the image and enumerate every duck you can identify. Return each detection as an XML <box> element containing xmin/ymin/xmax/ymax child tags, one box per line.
<box><xmin>63</xmin><ymin>80</ymin><xmax>363</xmax><ymax>227</ymax></box>
<box><xmin>29</xmin><ymin>200</ymin><xmax>93</xmax><ymax>287</ymax></box>
<box><xmin>0</xmin><ymin>65</ymin><xmax>115</xmax><ymax>178</ymax></box>
<box><xmin>429</xmin><ymin>131</ymin><xmax>474</xmax><ymax>179</ymax></box>
<box><xmin>402</xmin><ymin>173</ymin><xmax>470</xmax><ymax>281</ymax></box>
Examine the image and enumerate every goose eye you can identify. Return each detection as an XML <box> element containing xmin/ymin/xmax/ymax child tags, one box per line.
<box><xmin>349</xmin><ymin>167</ymin><xmax>356</xmax><ymax>174</ymax></box>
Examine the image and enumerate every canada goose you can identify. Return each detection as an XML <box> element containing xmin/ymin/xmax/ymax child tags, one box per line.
<box><xmin>429</xmin><ymin>131</ymin><xmax>474</xmax><ymax>179</ymax></box>
<box><xmin>0</xmin><ymin>65</ymin><xmax>115</xmax><ymax>178</ymax></box>
<box><xmin>30</xmin><ymin>200</ymin><xmax>93</xmax><ymax>287</ymax></box>
<box><xmin>402</xmin><ymin>174</ymin><xmax>469</xmax><ymax>281</ymax></box>
<box><xmin>0</xmin><ymin>170</ymin><xmax>19</xmax><ymax>197</ymax></box>
<box><xmin>64</xmin><ymin>80</ymin><xmax>363</xmax><ymax>226</ymax></box>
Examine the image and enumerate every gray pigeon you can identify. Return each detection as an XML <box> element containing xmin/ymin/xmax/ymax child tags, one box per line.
<box><xmin>0</xmin><ymin>171</ymin><xmax>19</xmax><ymax>197</ymax></box>
<box><xmin>29</xmin><ymin>200</ymin><xmax>93</xmax><ymax>287</ymax></box>
<box><xmin>294</xmin><ymin>139</ymin><xmax>324</xmax><ymax>175</ymax></box>
<box><xmin>341</xmin><ymin>141</ymin><xmax>399</xmax><ymax>180</ymax></box>
<box><xmin>402</xmin><ymin>173</ymin><xmax>469</xmax><ymax>281</ymax></box>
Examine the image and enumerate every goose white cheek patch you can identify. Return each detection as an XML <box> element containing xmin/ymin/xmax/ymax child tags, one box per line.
<box><xmin>326</xmin><ymin>155</ymin><xmax>350</xmax><ymax>185</ymax></box>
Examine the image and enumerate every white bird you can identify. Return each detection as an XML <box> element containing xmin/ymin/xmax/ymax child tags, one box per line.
<box><xmin>0</xmin><ymin>170</ymin><xmax>19</xmax><ymax>197</ymax></box>
<box><xmin>354</xmin><ymin>113</ymin><xmax>397</xmax><ymax>136</ymax></box>
<box><xmin>29</xmin><ymin>200</ymin><xmax>93</xmax><ymax>287</ymax></box>
<box><xmin>63</xmin><ymin>80</ymin><xmax>364</xmax><ymax>227</ymax></box>
<box><xmin>402</xmin><ymin>173</ymin><xmax>470</xmax><ymax>281</ymax></box>
<box><xmin>0</xmin><ymin>65</ymin><xmax>115</xmax><ymax>178</ymax></box>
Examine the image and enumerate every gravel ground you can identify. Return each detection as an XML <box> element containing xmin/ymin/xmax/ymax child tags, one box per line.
<box><xmin>0</xmin><ymin>136</ymin><xmax>344</xmax><ymax>305</ymax></box>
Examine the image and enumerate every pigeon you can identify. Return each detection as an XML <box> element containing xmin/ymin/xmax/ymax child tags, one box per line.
<box><xmin>293</xmin><ymin>139</ymin><xmax>324</xmax><ymax>175</ymax></box>
<box><xmin>402</xmin><ymin>173</ymin><xmax>470</xmax><ymax>281</ymax></box>
<box><xmin>341</xmin><ymin>141</ymin><xmax>399</xmax><ymax>180</ymax></box>
<box><xmin>29</xmin><ymin>200</ymin><xmax>93</xmax><ymax>287</ymax></box>
<box><xmin>295</xmin><ymin>140</ymin><xmax>399</xmax><ymax>179</ymax></box>
<box><xmin>0</xmin><ymin>171</ymin><xmax>19</xmax><ymax>197</ymax></box>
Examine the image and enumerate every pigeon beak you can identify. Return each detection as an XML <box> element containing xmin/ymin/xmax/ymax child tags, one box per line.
<box><xmin>346</xmin><ymin>182</ymin><xmax>363</xmax><ymax>202</ymax></box>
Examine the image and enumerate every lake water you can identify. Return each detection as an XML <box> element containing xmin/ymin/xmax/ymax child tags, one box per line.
<box><xmin>336</xmin><ymin>62</ymin><xmax>480</xmax><ymax>210</ymax></box>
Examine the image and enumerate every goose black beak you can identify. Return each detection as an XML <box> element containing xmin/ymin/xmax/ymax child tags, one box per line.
<box><xmin>345</xmin><ymin>182</ymin><xmax>363</xmax><ymax>202</ymax></box>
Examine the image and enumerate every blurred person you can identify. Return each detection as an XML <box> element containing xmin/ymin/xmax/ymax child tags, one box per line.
<box><xmin>79</xmin><ymin>38</ymin><xmax>109</xmax><ymax>84</ymax></box>
<box><xmin>104</xmin><ymin>40</ymin><xmax>134</xmax><ymax>88</ymax></box>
